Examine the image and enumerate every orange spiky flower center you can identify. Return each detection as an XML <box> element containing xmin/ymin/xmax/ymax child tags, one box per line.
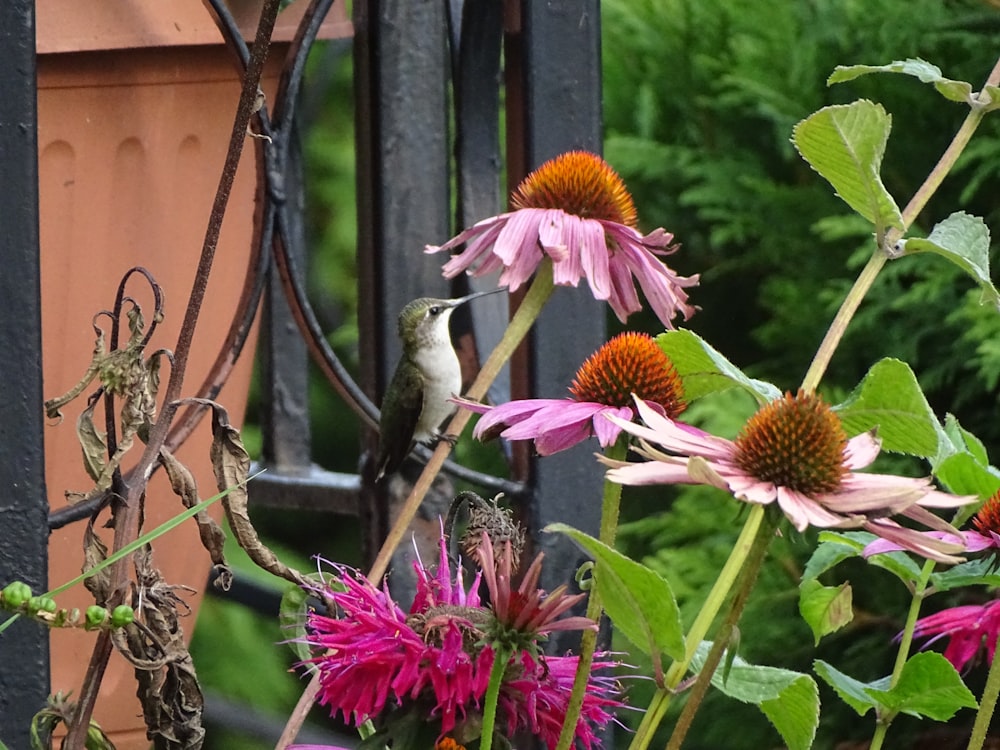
<box><xmin>511</xmin><ymin>150</ymin><xmax>638</xmax><ymax>227</ymax></box>
<box><xmin>569</xmin><ymin>332</ymin><xmax>685</xmax><ymax>417</ymax></box>
<box><xmin>436</xmin><ymin>738</ymin><xmax>467</xmax><ymax>750</ymax></box>
<box><xmin>973</xmin><ymin>491</ymin><xmax>1000</xmax><ymax>536</ymax></box>
<box><xmin>733</xmin><ymin>390</ymin><xmax>847</xmax><ymax>495</ymax></box>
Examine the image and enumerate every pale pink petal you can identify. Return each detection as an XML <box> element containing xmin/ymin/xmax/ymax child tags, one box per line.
<box><xmin>591</xmin><ymin>406</ymin><xmax>633</xmax><ymax>447</ymax></box>
<box><xmin>469</xmin><ymin>399</ymin><xmax>565</xmax><ymax>439</ymax></box>
<box><xmin>425</xmin><ymin>213</ymin><xmax>508</xmax><ymax>254</ymax></box>
<box><xmin>606</xmin><ymin>459</ymin><xmax>701</xmax><ymax>486</ymax></box>
<box><xmin>842</xmin><ymin>429</ymin><xmax>881</xmax><ymax>469</ymax></box>
<box><xmin>864</xmin><ymin>529</ymin><xmax>974</xmax><ymax>557</ymax></box>
<box><xmin>724</xmin><ymin>472</ymin><xmax>778</xmax><ymax>504</ymax></box>
<box><xmin>579</xmin><ymin>218</ymin><xmax>613</xmax><ymax>300</ymax></box>
<box><xmin>538</xmin><ymin>209</ymin><xmax>570</xmax><ymax>264</ymax></box>
<box><xmin>613</xmin><ymin>234</ymin><xmax>698</xmax><ymax>327</ymax></box>
<box><xmin>776</xmin><ymin>487</ymin><xmax>848</xmax><ymax>530</ymax></box>
<box><xmin>605</xmin><ymin>258</ymin><xmax>643</xmax><ymax>322</ymax></box>
<box><xmin>612</xmin><ymin>397</ymin><xmax>735</xmax><ymax>460</ymax></box>
<box><xmin>493</xmin><ymin>209</ymin><xmax>544</xmax><ymax>265</ymax></box>
<box><xmin>863</xmin><ymin>519</ymin><xmax>967</xmax><ymax>563</ymax></box>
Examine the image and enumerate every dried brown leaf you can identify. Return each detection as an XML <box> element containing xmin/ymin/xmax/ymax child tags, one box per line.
<box><xmin>159</xmin><ymin>448</ymin><xmax>230</xmax><ymax>590</ymax></box>
<box><xmin>180</xmin><ymin>398</ymin><xmax>308</xmax><ymax>589</ymax></box>
<box><xmin>76</xmin><ymin>394</ymin><xmax>108</xmax><ymax>483</ymax></box>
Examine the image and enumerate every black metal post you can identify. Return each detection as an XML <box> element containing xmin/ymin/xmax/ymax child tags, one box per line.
<box><xmin>512</xmin><ymin>0</ymin><xmax>606</xmax><ymax>647</ymax></box>
<box><xmin>0</xmin><ymin>0</ymin><xmax>51</xmax><ymax>742</ymax></box>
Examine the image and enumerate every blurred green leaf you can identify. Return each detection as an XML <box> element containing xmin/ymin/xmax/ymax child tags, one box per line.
<box><xmin>814</xmin><ymin>659</ymin><xmax>888</xmax><ymax>716</ymax></box>
<box><xmin>865</xmin><ymin>652</ymin><xmax>977</xmax><ymax>720</ymax></box>
<box><xmin>798</xmin><ymin>578</ymin><xmax>853</xmax><ymax>645</ymax></box>
<box><xmin>828</xmin><ymin>59</ymin><xmax>973</xmax><ymax>103</ymax></box>
<box><xmin>547</xmin><ymin>523</ymin><xmax>685</xmax><ymax>662</ymax></box>
<box><xmin>691</xmin><ymin>642</ymin><xmax>819</xmax><ymax>750</ymax></box>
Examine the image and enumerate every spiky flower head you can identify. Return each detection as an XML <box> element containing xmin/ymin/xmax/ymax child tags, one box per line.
<box><xmin>511</xmin><ymin>150</ymin><xmax>638</xmax><ymax>227</ymax></box>
<box><xmin>733</xmin><ymin>390</ymin><xmax>847</xmax><ymax>496</ymax></box>
<box><xmin>570</xmin><ymin>331</ymin><xmax>685</xmax><ymax>415</ymax></box>
<box><xmin>462</xmin><ymin>332</ymin><xmax>684</xmax><ymax>456</ymax></box>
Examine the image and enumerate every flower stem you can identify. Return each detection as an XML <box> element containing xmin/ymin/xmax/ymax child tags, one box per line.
<box><xmin>800</xmin><ymin>56</ymin><xmax>1000</xmax><ymax>394</ymax></box>
<box><xmin>967</xmin><ymin>642</ymin><xmax>1000</xmax><ymax>750</ymax></box>
<box><xmin>480</xmin><ymin>646</ymin><xmax>510</xmax><ymax>750</ymax></box>
<box><xmin>626</xmin><ymin>504</ymin><xmax>768</xmax><ymax>750</ymax></box>
<box><xmin>869</xmin><ymin>557</ymin><xmax>935</xmax><ymax>750</ymax></box>
<box><xmin>366</xmin><ymin>261</ymin><xmax>556</xmax><ymax>585</ymax></box>
<box><xmin>666</xmin><ymin>510</ymin><xmax>777</xmax><ymax>750</ymax></box>
<box><xmin>554</xmin><ymin>437</ymin><xmax>628</xmax><ymax>750</ymax></box>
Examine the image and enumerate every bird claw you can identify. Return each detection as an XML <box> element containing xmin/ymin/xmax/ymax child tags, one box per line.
<box><xmin>434</xmin><ymin>431</ymin><xmax>459</xmax><ymax>447</ymax></box>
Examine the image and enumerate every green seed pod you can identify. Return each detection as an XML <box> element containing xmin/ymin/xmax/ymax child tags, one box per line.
<box><xmin>27</xmin><ymin>596</ymin><xmax>57</xmax><ymax>615</ymax></box>
<box><xmin>85</xmin><ymin>606</ymin><xmax>109</xmax><ymax>631</ymax></box>
<box><xmin>1</xmin><ymin>581</ymin><xmax>32</xmax><ymax>609</ymax></box>
<box><xmin>110</xmin><ymin>605</ymin><xmax>134</xmax><ymax>628</ymax></box>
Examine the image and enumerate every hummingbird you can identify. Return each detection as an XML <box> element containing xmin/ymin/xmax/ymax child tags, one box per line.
<box><xmin>375</xmin><ymin>288</ymin><xmax>505</xmax><ymax>481</ymax></box>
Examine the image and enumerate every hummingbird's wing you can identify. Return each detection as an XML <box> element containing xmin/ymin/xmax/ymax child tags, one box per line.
<box><xmin>375</xmin><ymin>359</ymin><xmax>425</xmax><ymax>481</ymax></box>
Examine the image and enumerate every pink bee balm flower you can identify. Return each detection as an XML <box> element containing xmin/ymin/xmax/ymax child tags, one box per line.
<box><xmin>912</xmin><ymin>599</ymin><xmax>1000</xmax><ymax>672</ymax></box>
<box><xmin>302</xmin><ymin>529</ymin><xmax>622</xmax><ymax>748</ymax></box>
<box><xmin>604</xmin><ymin>392</ymin><xmax>974</xmax><ymax>558</ymax></box>
<box><xmin>425</xmin><ymin>150</ymin><xmax>698</xmax><ymax>328</ymax></box>
<box><xmin>463</xmin><ymin>331</ymin><xmax>685</xmax><ymax>455</ymax></box>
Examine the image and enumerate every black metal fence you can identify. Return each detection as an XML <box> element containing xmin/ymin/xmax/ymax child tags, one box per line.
<box><xmin>1</xmin><ymin>0</ymin><xmax>604</xmax><ymax>744</ymax></box>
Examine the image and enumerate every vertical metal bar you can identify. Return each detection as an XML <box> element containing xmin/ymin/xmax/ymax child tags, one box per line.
<box><xmin>354</xmin><ymin>0</ymin><xmax>452</xmax><ymax>566</ymax></box>
<box><xmin>449</xmin><ymin>0</ymin><xmax>510</xmax><ymax>408</ymax></box>
<box><xmin>260</xmin><ymin>127</ymin><xmax>312</xmax><ymax>475</ymax></box>
<box><xmin>510</xmin><ymin>0</ymin><xmax>606</xmax><ymax>651</ymax></box>
<box><xmin>0</xmin><ymin>0</ymin><xmax>50</xmax><ymax>737</ymax></box>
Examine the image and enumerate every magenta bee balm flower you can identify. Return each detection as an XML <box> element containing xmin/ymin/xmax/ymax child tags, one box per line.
<box><xmin>302</xmin><ymin>528</ymin><xmax>622</xmax><ymax>748</ymax></box>
<box><xmin>426</xmin><ymin>151</ymin><xmax>698</xmax><ymax>328</ymax></box>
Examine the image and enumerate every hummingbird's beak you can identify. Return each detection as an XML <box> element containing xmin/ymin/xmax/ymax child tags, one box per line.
<box><xmin>447</xmin><ymin>286</ymin><xmax>507</xmax><ymax>308</ymax></box>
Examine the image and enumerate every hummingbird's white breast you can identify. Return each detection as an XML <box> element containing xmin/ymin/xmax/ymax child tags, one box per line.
<box><xmin>411</xmin><ymin>332</ymin><xmax>462</xmax><ymax>443</ymax></box>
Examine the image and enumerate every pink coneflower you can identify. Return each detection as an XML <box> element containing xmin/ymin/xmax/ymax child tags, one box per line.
<box><xmin>302</xmin><ymin>528</ymin><xmax>622</xmax><ymax>748</ymax></box>
<box><xmin>425</xmin><ymin>151</ymin><xmax>698</xmax><ymax>328</ymax></box>
<box><xmin>912</xmin><ymin>599</ymin><xmax>1000</xmax><ymax>672</ymax></box>
<box><xmin>864</xmin><ymin>489</ymin><xmax>1000</xmax><ymax>559</ymax></box>
<box><xmin>462</xmin><ymin>331</ymin><xmax>685</xmax><ymax>455</ymax></box>
<box><xmin>603</xmin><ymin>392</ymin><xmax>974</xmax><ymax>559</ymax></box>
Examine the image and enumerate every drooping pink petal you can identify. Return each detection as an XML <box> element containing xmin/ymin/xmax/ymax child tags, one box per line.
<box><xmin>842</xmin><ymin>429</ymin><xmax>881</xmax><ymax>469</ymax></box>
<box><xmin>776</xmin><ymin>486</ymin><xmax>855</xmax><ymax>531</ymax></box>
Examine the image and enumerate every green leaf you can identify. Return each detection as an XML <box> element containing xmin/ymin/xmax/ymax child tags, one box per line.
<box><xmin>897</xmin><ymin>212</ymin><xmax>999</xmax><ymax>310</ymax></box>
<box><xmin>865</xmin><ymin>652</ymin><xmax>977</xmax><ymax>721</ymax></box>
<box><xmin>691</xmin><ymin>642</ymin><xmax>819</xmax><ymax>750</ymax></box>
<box><xmin>802</xmin><ymin>533</ymin><xmax>863</xmax><ymax>582</ymax></box>
<box><xmin>828</xmin><ymin>59</ymin><xmax>973</xmax><ymax>104</ymax></box>
<box><xmin>798</xmin><ymin>578</ymin><xmax>853</xmax><ymax>645</ymax></box>
<box><xmin>547</xmin><ymin>524</ymin><xmax>685</xmax><ymax>661</ymax></box>
<box><xmin>280</xmin><ymin>578</ymin><xmax>325</xmax><ymax>664</ymax></box>
<box><xmin>792</xmin><ymin>100</ymin><xmax>903</xmax><ymax>230</ymax></box>
<box><xmin>657</xmin><ymin>329</ymin><xmax>781</xmax><ymax>404</ymax></box>
<box><xmin>930</xmin><ymin>558</ymin><xmax>1000</xmax><ymax>592</ymax></box>
<box><xmin>814</xmin><ymin>659</ymin><xmax>889</xmax><ymax>716</ymax></box>
<box><xmin>815</xmin><ymin>531</ymin><xmax>923</xmax><ymax>586</ymax></box>
<box><xmin>833</xmin><ymin>358</ymin><xmax>939</xmax><ymax>457</ymax></box>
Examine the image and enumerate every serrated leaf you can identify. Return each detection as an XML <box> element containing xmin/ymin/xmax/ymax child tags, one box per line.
<box><xmin>792</xmin><ymin>100</ymin><xmax>903</xmax><ymax>230</ymax></box>
<box><xmin>547</xmin><ymin>524</ymin><xmax>685</xmax><ymax>662</ymax></box>
<box><xmin>865</xmin><ymin>652</ymin><xmax>977</xmax><ymax>721</ymax></box>
<box><xmin>814</xmin><ymin>531</ymin><xmax>923</xmax><ymax>585</ymax></box>
<box><xmin>898</xmin><ymin>212</ymin><xmax>999</xmax><ymax>309</ymax></box>
<box><xmin>834</xmin><ymin>358</ymin><xmax>938</xmax><ymax>456</ymax></box>
<box><xmin>656</xmin><ymin>329</ymin><xmax>781</xmax><ymax>404</ymax></box>
<box><xmin>280</xmin><ymin>583</ymin><xmax>316</xmax><ymax>664</ymax></box>
<box><xmin>802</xmin><ymin>534</ymin><xmax>864</xmax><ymax>582</ymax></box>
<box><xmin>930</xmin><ymin>558</ymin><xmax>1000</xmax><ymax>592</ymax></box>
<box><xmin>691</xmin><ymin>642</ymin><xmax>819</xmax><ymax>750</ymax></box>
<box><xmin>799</xmin><ymin>579</ymin><xmax>853</xmax><ymax>645</ymax></box>
<box><xmin>829</xmin><ymin>59</ymin><xmax>973</xmax><ymax>103</ymax></box>
<box><xmin>814</xmin><ymin>659</ymin><xmax>890</xmax><ymax>716</ymax></box>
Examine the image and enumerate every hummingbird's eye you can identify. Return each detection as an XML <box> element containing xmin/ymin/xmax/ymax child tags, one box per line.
<box><xmin>429</xmin><ymin>306</ymin><xmax>442</xmax><ymax>316</ymax></box>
